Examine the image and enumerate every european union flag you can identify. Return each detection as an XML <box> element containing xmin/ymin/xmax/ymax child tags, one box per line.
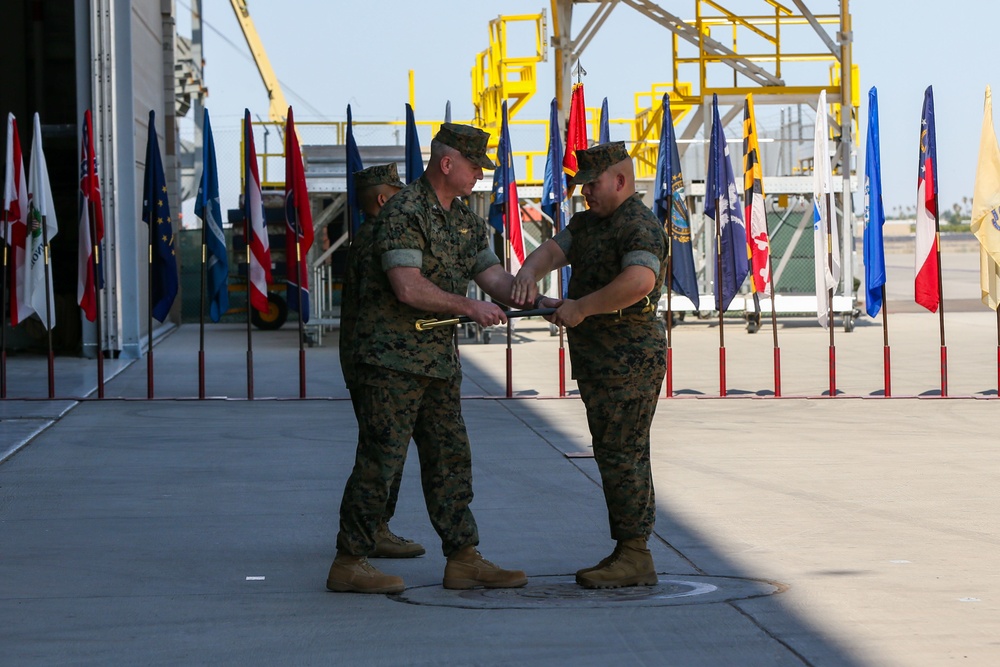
<box><xmin>345</xmin><ymin>104</ymin><xmax>365</xmax><ymax>234</ymax></box>
<box><xmin>653</xmin><ymin>93</ymin><xmax>700</xmax><ymax>310</ymax></box>
<box><xmin>704</xmin><ymin>94</ymin><xmax>748</xmax><ymax>313</ymax></box>
<box><xmin>863</xmin><ymin>87</ymin><xmax>886</xmax><ymax>318</ymax></box>
<box><xmin>404</xmin><ymin>103</ymin><xmax>424</xmax><ymax>184</ymax></box>
<box><xmin>141</xmin><ymin>110</ymin><xmax>178</xmax><ymax>323</ymax></box>
<box><xmin>196</xmin><ymin>108</ymin><xmax>228</xmax><ymax>322</ymax></box>
<box><xmin>541</xmin><ymin>97</ymin><xmax>571</xmax><ymax>297</ymax></box>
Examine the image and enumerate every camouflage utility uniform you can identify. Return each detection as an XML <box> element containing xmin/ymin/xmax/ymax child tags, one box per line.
<box><xmin>554</xmin><ymin>192</ymin><xmax>668</xmax><ymax>540</ymax></box>
<box><xmin>339</xmin><ymin>200</ymin><xmax>404</xmax><ymax>525</ymax></box>
<box><xmin>337</xmin><ymin>174</ymin><xmax>501</xmax><ymax>558</ymax></box>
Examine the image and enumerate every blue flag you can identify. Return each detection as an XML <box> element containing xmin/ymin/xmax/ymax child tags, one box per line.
<box><xmin>863</xmin><ymin>87</ymin><xmax>886</xmax><ymax>318</ymax></box>
<box><xmin>345</xmin><ymin>104</ymin><xmax>364</xmax><ymax>234</ymax></box>
<box><xmin>704</xmin><ymin>94</ymin><xmax>748</xmax><ymax>312</ymax></box>
<box><xmin>404</xmin><ymin>103</ymin><xmax>424</xmax><ymax>184</ymax></box>
<box><xmin>541</xmin><ymin>97</ymin><xmax>571</xmax><ymax>297</ymax></box>
<box><xmin>599</xmin><ymin>97</ymin><xmax>610</xmax><ymax>145</ymax></box>
<box><xmin>195</xmin><ymin>108</ymin><xmax>229</xmax><ymax>322</ymax></box>
<box><xmin>653</xmin><ymin>93</ymin><xmax>700</xmax><ymax>310</ymax></box>
<box><xmin>141</xmin><ymin>110</ymin><xmax>178</xmax><ymax>323</ymax></box>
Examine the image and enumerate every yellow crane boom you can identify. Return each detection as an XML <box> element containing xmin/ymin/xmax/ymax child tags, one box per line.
<box><xmin>229</xmin><ymin>0</ymin><xmax>289</xmax><ymax>123</ymax></box>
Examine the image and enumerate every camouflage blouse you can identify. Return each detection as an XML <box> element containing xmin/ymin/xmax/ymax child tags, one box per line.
<box><xmin>352</xmin><ymin>175</ymin><xmax>500</xmax><ymax>380</ymax></box>
<box><xmin>554</xmin><ymin>193</ymin><xmax>668</xmax><ymax>382</ymax></box>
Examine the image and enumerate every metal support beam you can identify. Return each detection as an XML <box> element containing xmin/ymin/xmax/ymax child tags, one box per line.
<box><xmin>790</xmin><ymin>0</ymin><xmax>839</xmax><ymax>56</ymax></box>
<box><xmin>620</xmin><ymin>0</ymin><xmax>784</xmax><ymax>87</ymax></box>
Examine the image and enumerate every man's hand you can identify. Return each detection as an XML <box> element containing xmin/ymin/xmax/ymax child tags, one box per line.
<box><xmin>545</xmin><ymin>299</ymin><xmax>586</xmax><ymax>328</ymax></box>
<box><xmin>511</xmin><ymin>268</ymin><xmax>539</xmax><ymax>307</ymax></box>
<box><xmin>464</xmin><ymin>299</ymin><xmax>508</xmax><ymax>328</ymax></box>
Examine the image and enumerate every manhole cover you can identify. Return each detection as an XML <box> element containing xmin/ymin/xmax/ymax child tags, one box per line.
<box><xmin>395</xmin><ymin>574</ymin><xmax>780</xmax><ymax>609</ymax></box>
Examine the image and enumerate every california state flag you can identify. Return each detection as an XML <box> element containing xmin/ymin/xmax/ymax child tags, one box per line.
<box><xmin>3</xmin><ymin>113</ymin><xmax>33</xmax><ymax>325</ymax></box>
<box><xmin>27</xmin><ymin>113</ymin><xmax>59</xmax><ymax>330</ymax></box>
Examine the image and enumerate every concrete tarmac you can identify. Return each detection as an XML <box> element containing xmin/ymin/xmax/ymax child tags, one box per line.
<box><xmin>2</xmin><ymin>296</ymin><xmax>1000</xmax><ymax>665</ymax></box>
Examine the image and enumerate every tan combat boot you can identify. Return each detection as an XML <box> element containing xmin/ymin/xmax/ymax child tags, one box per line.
<box><xmin>443</xmin><ymin>546</ymin><xmax>528</xmax><ymax>590</ymax></box>
<box><xmin>575</xmin><ymin>538</ymin><xmax>658</xmax><ymax>589</ymax></box>
<box><xmin>370</xmin><ymin>523</ymin><xmax>426</xmax><ymax>558</ymax></box>
<box><xmin>326</xmin><ymin>554</ymin><xmax>405</xmax><ymax>594</ymax></box>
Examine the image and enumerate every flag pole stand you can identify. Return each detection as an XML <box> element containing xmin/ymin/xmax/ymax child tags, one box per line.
<box><xmin>934</xmin><ymin>225</ymin><xmax>948</xmax><ymax>397</ymax></box>
<box><xmin>504</xmin><ymin>206</ymin><xmax>514</xmax><ymax>400</ymax></box>
<box><xmin>557</xmin><ymin>264</ymin><xmax>566</xmax><ymax>397</ymax></box>
<box><xmin>295</xmin><ymin>232</ymin><xmax>306</xmax><ymax>399</ymax></box>
<box><xmin>665</xmin><ymin>250</ymin><xmax>673</xmax><ymax>399</ymax></box>
<box><xmin>881</xmin><ymin>285</ymin><xmax>891</xmax><ymax>397</ymax></box>
<box><xmin>147</xmin><ymin>220</ymin><xmax>154</xmax><ymax>399</ymax></box>
<box><xmin>40</xmin><ymin>215</ymin><xmax>55</xmax><ymax>398</ymax></box>
<box><xmin>198</xmin><ymin>204</ymin><xmax>208</xmax><ymax>399</ymax></box>
<box><xmin>995</xmin><ymin>306</ymin><xmax>1000</xmax><ymax>396</ymax></box>
<box><xmin>826</xmin><ymin>195</ymin><xmax>836</xmax><ymax>397</ymax></box>
<box><xmin>1</xmin><ymin>244</ymin><xmax>8</xmax><ymax>398</ymax></box>
<box><xmin>715</xmin><ymin>206</ymin><xmax>726</xmax><ymax>397</ymax></box>
<box><xmin>90</xmin><ymin>199</ymin><xmax>105</xmax><ymax>398</ymax></box>
<box><xmin>245</xmin><ymin>215</ymin><xmax>254</xmax><ymax>401</ymax></box>
<box><xmin>767</xmin><ymin>276</ymin><xmax>781</xmax><ymax>397</ymax></box>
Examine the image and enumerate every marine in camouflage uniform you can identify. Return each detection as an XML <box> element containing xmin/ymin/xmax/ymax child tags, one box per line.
<box><xmin>327</xmin><ymin>124</ymin><xmax>528</xmax><ymax>594</ymax></box>
<box><xmin>339</xmin><ymin>163</ymin><xmax>423</xmax><ymax>558</ymax></box>
<box><xmin>514</xmin><ymin>142</ymin><xmax>667</xmax><ymax>589</ymax></box>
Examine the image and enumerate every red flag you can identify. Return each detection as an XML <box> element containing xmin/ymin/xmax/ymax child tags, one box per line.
<box><xmin>4</xmin><ymin>113</ymin><xmax>32</xmax><ymax>326</ymax></box>
<box><xmin>243</xmin><ymin>109</ymin><xmax>272</xmax><ymax>314</ymax></box>
<box><xmin>78</xmin><ymin>110</ymin><xmax>105</xmax><ymax>321</ymax></box>
<box><xmin>284</xmin><ymin>107</ymin><xmax>314</xmax><ymax>322</ymax></box>
<box><xmin>562</xmin><ymin>83</ymin><xmax>588</xmax><ymax>191</ymax></box>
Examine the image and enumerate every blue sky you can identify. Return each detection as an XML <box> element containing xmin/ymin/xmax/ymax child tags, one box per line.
<box><xmin>176</xmin><ymin>0</ymin><xmax>1000</xmax><ymax>217</ymax></box>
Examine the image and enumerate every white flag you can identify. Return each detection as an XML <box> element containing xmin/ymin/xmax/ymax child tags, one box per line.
<box><xmin>4</xmin><ymin>113</ymin><xmax>34</xmax><ymax>325</ymax></box>
<box><xmin>27</xmin><ymin>113</ymin><xmax>59</xmax><ymax>330</ymax></box>
<box><xmin>812</xmin><ymin>91</ymin><xmax>841</xmax><ymax>328</ymax></box>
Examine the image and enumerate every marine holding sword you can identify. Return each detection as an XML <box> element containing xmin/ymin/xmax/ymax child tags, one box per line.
<box><xmin>513</xmin><ymin>142</ymin><xmax>668</xmax><ymax>589</ymax></box>
<box><xmin>327</xmin><ymin>123</ymin><xmax>559</xmax><ymax>594</ymax></box>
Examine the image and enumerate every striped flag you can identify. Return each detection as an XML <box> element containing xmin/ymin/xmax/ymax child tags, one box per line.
<box><xmin>243</xmin><ymin>109</ymin><xmax>272</xmax><ymax>314</ymax></box>
<box><xmin>284</xmin><ymin>106</ymin><xmax>314</xmax><ymax>322</ymax></box>
<box><xmin>27</xmin><ymin>113</ymin><xmax>58</xmax><ymax>330</ymax></box>
<box><xmin>4</xmin><ymin>113</ymin><xmax>32</xmax><ymax>325</ymax></box>
<box><xmin>78</xmin><ymin>109</ymin><xmax>105</xmax><ymax>322</ymax></box>
<box><xmin>743</xmin><ymin>94</ymin><xmax>771</xmax><ymax>296</ymax></box>
<box><xmin>915</xmin><ymin>86</ymin><xmax>940</xmax><ymax>312</ymax></box>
